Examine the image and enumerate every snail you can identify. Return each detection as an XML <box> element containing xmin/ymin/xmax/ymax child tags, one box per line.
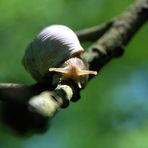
<box><xmin>22</xmin><ymin>25</ymin><xmax>97</xmax><ymax>88</ymax></box>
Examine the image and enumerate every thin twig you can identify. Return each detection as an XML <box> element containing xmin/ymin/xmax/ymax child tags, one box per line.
<box><xmin>76</xmin><ymin>20</ymin><xmax>113</xmax><ymax>41</ymax></box>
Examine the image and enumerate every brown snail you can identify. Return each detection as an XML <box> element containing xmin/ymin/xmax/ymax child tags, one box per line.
<box><xmin>22</xmin><ymin>25</ymin><xmax>97</xmax><ymax>88</ymax></box>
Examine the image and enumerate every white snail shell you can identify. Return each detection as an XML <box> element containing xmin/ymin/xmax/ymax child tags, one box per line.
<box><xmin>22</xmin><ymin>25</ymin><xmax>84</xmax><ymax>83</ymax></box>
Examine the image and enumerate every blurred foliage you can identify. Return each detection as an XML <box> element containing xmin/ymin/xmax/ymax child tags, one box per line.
<box><xmin>0</xmin><ymin>0</ymin><xmax>148</xmax><ymax>148</ymax></box>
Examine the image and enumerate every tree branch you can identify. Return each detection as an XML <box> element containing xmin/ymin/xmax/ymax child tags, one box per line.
<box><xmin>83</xmin><ymin>0</ymin><xmax>148</xmax><ymax>73</ymax></box>
<box><xmin>0</xmin><ymin>0</ymin><xmax>147</xmax><ymax>119</ymax></box>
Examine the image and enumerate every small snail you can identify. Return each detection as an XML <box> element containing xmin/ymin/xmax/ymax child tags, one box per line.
<box><xmin>22</xmin><ymin>25</ymin><xmax>97</xmax><ymax>88</ymax></box>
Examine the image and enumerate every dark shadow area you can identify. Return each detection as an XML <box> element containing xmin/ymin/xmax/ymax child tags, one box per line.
<box><xmin>0</xmin><ymin>83</ymin><xmax>54</xmax><ymax>136</ymax></box>
<box><xmin>1</xmin><ymin>102</ymin><xmax>49</xmax><ymax>136</ymax></box>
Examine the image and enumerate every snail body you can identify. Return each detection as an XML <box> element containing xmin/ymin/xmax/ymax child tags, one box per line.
<box><xmin>22</xmin><ymin>25</ymin><xmax>97</xmax><ymax>88</ymax></box>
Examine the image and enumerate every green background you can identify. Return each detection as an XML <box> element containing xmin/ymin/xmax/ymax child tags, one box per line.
<box><xmin>0</xmin><ymin>0</ymin><xmax>148</xmax><ymax>147</ymax></box>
